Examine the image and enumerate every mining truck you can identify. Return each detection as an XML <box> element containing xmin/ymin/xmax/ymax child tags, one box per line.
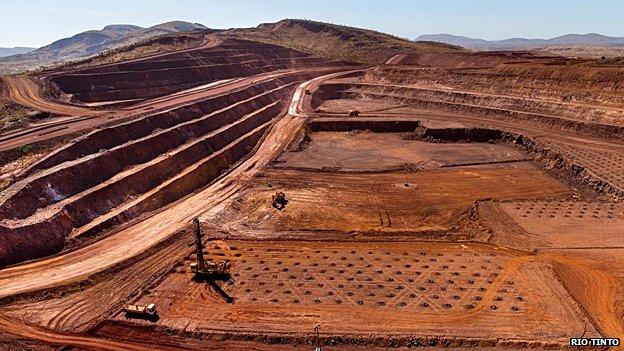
<box><xmin>124</xmin><ymin>303</ymin><xmax>157</xmax><ymax>319</ymax></box>
<box><xmin>190</xmin><ymin>217</ymin><xmax>229</xmax><ymax>279</ymax></box>
<box><xmin>348</xmin><ymin>109</ymin><xmax>359</xmax><ymax>117</ymax></box>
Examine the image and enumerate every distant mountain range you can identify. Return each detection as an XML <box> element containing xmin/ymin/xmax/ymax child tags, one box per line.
<box><xmin>0</xmin><ymin>47</ymin><xmax>36</xmax><ymax>58</ymax></box>
<box><xmin>0</xmin><ymin>21</ymin><xmax>208</xmax><ymax>74</ymax></box>
<box><xmin>416</xmin><ymin>33</ymin><xmax>624</xmax><ymax>50</ymax></box>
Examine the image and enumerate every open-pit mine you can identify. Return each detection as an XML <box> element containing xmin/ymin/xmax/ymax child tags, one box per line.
<box><xmin>1</xmin><ymin>19</ymin><xmax>624</xmax><ymax>350</ymax></box>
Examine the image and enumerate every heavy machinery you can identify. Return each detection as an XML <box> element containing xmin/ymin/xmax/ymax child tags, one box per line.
<box><xmin>189</xmin><ymin>260</ymin><xmax>229</xmax><ymax>277</ymax></box>
<box><xmin>272</xmin><ymin>191</ymin><xmax>288</xmax><ymax>210</ymax></box>
<box><xmin>189</xmin><ymin>217</ymin><xmax>229</xmax><ymax>279</ymax></box>
<box><xmin>314</xmin><ymin>324</ymin><xmax>322</xmax><ymax>351</ymax></box>
<box><xmin>124</xmin><ymin>303</ymin><xmax>157</xmax><ymax>319</ymax></box>
<box><xmin>348</xmin><ymin>109</ymin><xmax>359</xmax><ymax>117</ymax></box>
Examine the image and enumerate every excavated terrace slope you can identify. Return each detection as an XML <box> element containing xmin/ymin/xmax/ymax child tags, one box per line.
<box><xmin>365</xmin><ymin>65</ymin><xmax>624</xmax><ymax>111</ymax></box>
<box><xmin>45</xmin><ymin>38</ymin><xmax>329</xmax><ymax>103</ymax></box>
<box><xmin>313</xmin><ymin>78</ymin><xmax>624</xmax><ymax>198</ymax></box>
<box><xmin>0</xmin><ymin>70</ymin><xmax>328</xmax><ymax>266</ymax></box>
<box><xmin>317</xmin><ymin>82</ymin><xmax>624</xmax><ymax>138</ymax></box>
<box><xmin>307</xmin><ymin>115</ymin><xmax>624</xmax><ymax>198</ymax></box>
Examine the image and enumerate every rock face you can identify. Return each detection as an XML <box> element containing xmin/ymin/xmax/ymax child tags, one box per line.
<box><xmin>0</xmin><ymin>38</ymin><xmax>335</xmax><ymax>267</ymax></box>
<box><xmin>46</xmin><ymin>38</ymin><xmax>328</xmax><ymax>103</ymax></box>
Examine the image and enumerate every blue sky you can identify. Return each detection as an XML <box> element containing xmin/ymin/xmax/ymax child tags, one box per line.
<box><xmin>1</xmin><ymin>0</ymin><xmax>623</xmax><ymax>47</ymax></box>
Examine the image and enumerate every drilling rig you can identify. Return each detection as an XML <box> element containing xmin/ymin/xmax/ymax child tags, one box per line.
<box><xmin>189</xmin><ymin>217</ymin><xmax>228</xmax><ymax>279</ymax></box>
<box><xmin>314</xmin><ymin>324</ymin><xmax>322</xmax><ymax>351</ymax></box>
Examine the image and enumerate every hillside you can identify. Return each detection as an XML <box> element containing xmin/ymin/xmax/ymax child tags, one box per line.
<box><xmin>0</xmin><ymin>47</ymin><xmax>36</xmax><ymax>58</ymax></box>
<box><xmin>417</xmin><ymin>33</ymin><xmax>624</xmax><ymax>50</ymax></box>
<box><xmin>0</xmin><ymin>21</ymin><xmax>209</xmax><ymax>74</ymax></box>
<box><xmin>28</xmin><ymin>19</ymin><xmax>462</xmax><ymax>72</ymax></box>
<box><xmin>227</xmin><ymin>19</ymin><xmax>461</xmax><ymax>64</ymax></box>
<box><xmin>52</xmin><ymin>30</ymin><xmax>213</xmax><ymax>70</ymax></box>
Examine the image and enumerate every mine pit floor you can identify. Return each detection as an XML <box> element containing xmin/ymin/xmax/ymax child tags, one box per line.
<box><xmin>275</xmin><ymin>131</ymin><xmax>529</xmax><ymax>172</ymax></box>
<box><xmin>219</xmin><ymin>163</ymin><xmax>574</xmax><ymax>237</ymax></box>
<box><xmin>115</xmin><ymin>240</ymin><xmax>598</xmax><ymax>345</ymax></box>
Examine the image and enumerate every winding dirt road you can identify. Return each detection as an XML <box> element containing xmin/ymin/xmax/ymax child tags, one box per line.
<box><xmin>0</xmin><ymin>69</ymin><xmax>356</xmax><ymax>350</ymax></box>
<box><xmin>0</xmin><ymin>67</ymin><xmax>345</xmax><ymax>152</ymax></box>
<box><xmin>2</xmin><ymin>63</ymin><xmax>622</xmax><ymax>349</ymax></box>
<box><xmin>384</xmin><ymin>53</ymin><xmax>407</xmax><ymax>65</ymax></box>
<box><xmin>0</xmin><ymin>70</ymin><xmax>354</xmax><ymax>298</ymax></box>
<box><xmin>0</xmin><ymin>76</ymin><xmax>93</xmax><ymax>116</ymax></box>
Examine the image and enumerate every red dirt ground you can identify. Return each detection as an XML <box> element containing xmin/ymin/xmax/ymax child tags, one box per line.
<box><xmin>118</xmin><ymin>240</ymin><xmax>598</xmax><ymax>348</ymax></box>
<box><xmin>1</xmin><ymin>24</ymin><xmax>624</xmax><ymax>350</ymax></box>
